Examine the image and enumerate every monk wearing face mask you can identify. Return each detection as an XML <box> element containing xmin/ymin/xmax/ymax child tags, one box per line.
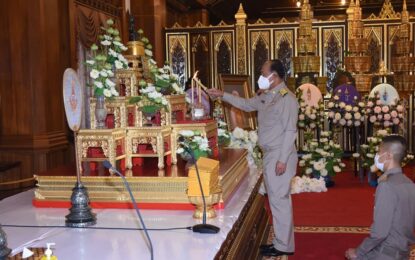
<box><xmin>346</xmin><ymin>135</ymin><xmax>415</xmax><ymax>260</ymax></box>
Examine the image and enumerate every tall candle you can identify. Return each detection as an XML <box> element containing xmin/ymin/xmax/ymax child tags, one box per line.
<box><xmin>198</xmin><ymin>84</ymin><xmax>202</xmax><ymax>104</ymax></box>
<box><xmin>191</xmin><ymin>79</ymin><xmax>194</xmax><ymax>105</ymax></box>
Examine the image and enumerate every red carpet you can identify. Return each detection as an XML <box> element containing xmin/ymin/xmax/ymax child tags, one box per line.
<box><xmin>292</xmin><ymin>172</ymin><xmax>375</xmax><ymax>227</ymax></box>
<box><xmin>263</xmin><ymin>162</ymin><xmax>415</xmax><ymax>259</ymax></box>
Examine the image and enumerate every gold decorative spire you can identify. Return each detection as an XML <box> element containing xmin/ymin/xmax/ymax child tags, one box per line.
<box><xmin>235</xmin><ymin>3</ymin><xmax>247</xmax><ymax>21</ymax></box>
<box><xmin>402</xmin><ymin>0</ymin><xmax>409</xmax><ymax>22</ymax></box>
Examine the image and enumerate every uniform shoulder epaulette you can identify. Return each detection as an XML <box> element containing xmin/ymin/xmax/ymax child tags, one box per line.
<box><xmin>279</xmin><ymin>88</ymin><xmax>288</xmax><ymax>97</ymax></box>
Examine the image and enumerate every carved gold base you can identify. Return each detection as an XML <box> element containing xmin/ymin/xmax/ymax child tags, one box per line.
<box><xmin>188</xmin><ymin>190</ymin><xmax>222</xmax><ymax>219</ymax></box>
<box><xmin>34</xmin><ymin>150</ymin><xmax>248</xmax><ymax>207</ymax></box>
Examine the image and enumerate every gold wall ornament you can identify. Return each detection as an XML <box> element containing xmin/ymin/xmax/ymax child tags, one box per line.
<box><xmin>126</xmin><ymin>126</ymin><xmax>172</xmax><ymax>170</ymax></box>
<box><xmin>213</xmin><ymin>33</ymin><xmax>232</xmax><ymax>52</ymax></box>
<box><xmin>191</xmin><ymin>34</ymin><xmax>209</xmax><ymax>52</ymax></box>
<box><xmin>235</xmin><ymin>3</ymin><xmax>247</xmax><ymax>74</ymax></box>
<box><xmin>275</xmin><ymin>30</ymin><xmax>294</xmax><ymax>50</ymax></box>
<box><xmin>251</xmin><ymin>31</ymin><xmax>270</xmax><ymax>50</ymax></box>
<box><xmin>323</xmin><ymin>29</ymin><xmax>342</xmax><ymax>48</ymax></box>
<box><xmin>378</xmin><ymin>0</ymin><xmax>400</xmax><ymax>20</ymax></box>
<box><xmin>277</xmin><ymin>17</ymin><xmax>290</xmax><ymax>24</ymax></box>
<box><xmin>364</xmin><ymin>27</ymin><xmax>382</xmax><ymax>45</ymax></box>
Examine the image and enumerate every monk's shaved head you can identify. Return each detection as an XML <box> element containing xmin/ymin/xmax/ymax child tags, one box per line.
<box><xmin>381</xmin><ymin>135</ymin><xmax>407</xmax><ymax>163</ymax></box>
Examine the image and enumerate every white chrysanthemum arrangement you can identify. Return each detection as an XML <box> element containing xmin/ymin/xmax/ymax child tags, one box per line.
<box><xmin>355</xmin><ymin>129</ymin><xmax>414</xmax><ymax>172</ymax></box>
<box><xmin>86</xmin><ymin>19</ymin><xmax>128</xmax><ymax>98</ymax></box>
<box><xmin>136</xmin><ymin>29</ymin><xmax>184</xmax><ymax>95</ymax></box>
<box><xmin>176</xmin><ymin>130</ymin><xmax>211</xmax><ymax>160</ymax></box>
<box><xmin>229</xmin><ymin>127</ymin><xmax>262</xmax><ymax>167</ymax></box>
<box><xmin>300</xmin><ymin>131</ymin><xmax>345</xmax><ymax>177</ymax></box>
<box><xmin>365</xmin><ymin>92</ymin><xmax>404</xmax><ymax>128</ymax></box>
<box><xmin>327</xmin><ymin>90</ymin><xmax>366</xmax><ymax>128</ymax></box>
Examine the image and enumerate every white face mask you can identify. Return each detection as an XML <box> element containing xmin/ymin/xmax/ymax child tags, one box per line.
<box><xmin>257</xmin><ymin>74</ymin><xmax>274</xmax><ymax>90</ymax></box>
<box><xmin>374</xmin><ymin>153</ymin><xmax>388</xmax><ymax>172</ymax></box>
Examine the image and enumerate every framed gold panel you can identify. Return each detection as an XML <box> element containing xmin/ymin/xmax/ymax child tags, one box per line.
<box><xmin>322</xmin><ymin>27</ymin><xmax>344</xmax><ymax>84</ymax></box>
<box><xmin>191</xmin><ymin>34</ymin><xmax>210</xmax><ymax>87</ymax></box>
<box><xmin>166</xmin><ymin>33</ymin><xmax>190</xmax><ymax>88</ymax></box>
<box><xmin>249</xmin><ymin>30</ymin><xmax>271</xmax><ymax>91</ymax></box>
<box><xmin>212</xmin><ymin>32</ymin><xmax>234</xmax><ymax>87</ymax></box>
<box><xmin>364</xmin><ymin>26</ymin><xmax>383</xmax><ymax>73</ymax></box>
<box><xmin>218</xmin><ymin>74</ymin><xmax>256</xmax><ymax>131</ymax></box>
<box><xmin>274</xmin><ymin>29</ymin><xmax>295</xmax><ymax>77</ymax></box>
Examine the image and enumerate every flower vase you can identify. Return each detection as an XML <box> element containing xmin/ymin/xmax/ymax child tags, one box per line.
<box><xmin>312</xmin><ymin>171</ymin><xmax>335</xmax><ymax>188</ymax></box>
<box><xmin>323</xmin><ymin>175</ymin><xmax>335</xmax><ymax>188</ymax></box>
<box><xmin>95</xmin><ymin>95</ymin><xmax>107</xmax><ymax>129</ymax></box>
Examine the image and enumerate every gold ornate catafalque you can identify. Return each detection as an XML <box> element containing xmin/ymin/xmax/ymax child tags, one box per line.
<box><xmin>34</xmin><ymin>149</ymin><xmax>248</xmax><ymax>208</ymax></box>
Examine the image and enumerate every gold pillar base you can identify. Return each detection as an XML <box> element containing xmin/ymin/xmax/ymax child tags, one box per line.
<box><xmin>188</xmin><ymin>191</ymin><xmax>221</xmax><ymax>219</ymax></box>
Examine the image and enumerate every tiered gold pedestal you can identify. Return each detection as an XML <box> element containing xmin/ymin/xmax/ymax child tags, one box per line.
<box><xmin>90</xmin><ymin>97</ymin><xmax>127</xmax><ymax>129</ymax></box>
<box><xmin>126</xmin><ymin>126</ymin><xmax>172</xmax><ymax>170</ymax></box>
<box><xmin>166</xmin><ymin>94</ymin><xmax>187</xmax><ymax>123</ymax></box>
<box><xmin>76</xmin><ymin>129</ymin><xmax>126</xmax><ymax>175</ymax></box>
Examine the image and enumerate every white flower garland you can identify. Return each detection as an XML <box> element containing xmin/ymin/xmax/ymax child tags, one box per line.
<box><xmin>229</xmin><ymin>127</ymin><xmax>262</xmax><ymax>167</ymax></box>
<box><xmin>291</xmin><ymin>176</ymin><xmax>327</xmax><ymax>194</ymax></box>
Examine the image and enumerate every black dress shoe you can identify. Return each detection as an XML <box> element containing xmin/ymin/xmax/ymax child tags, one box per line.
<box><xmin>259</xmin><ymin>244</ymin><xmax>274</xmax><ymax>251</ymax></box>
<box><xmin>261</xmin><ymin>247</ymin><xmax>294</xmax><ymax>257</ymax></box>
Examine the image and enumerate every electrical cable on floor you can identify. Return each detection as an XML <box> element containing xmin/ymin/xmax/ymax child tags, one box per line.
<box><xmin>1</xmin><ymin>224</ymin><xmax>193</xmax><ymax>231</ymax></box>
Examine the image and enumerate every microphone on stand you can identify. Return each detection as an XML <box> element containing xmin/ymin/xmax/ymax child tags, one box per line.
<box><xmin>102</xmin><ymin>161</ymin><xmax>154</xmax><ymax>260</ymax></box>
<box><xmin>178</xmin><ymin>137</ymin><xmax>220</xmax><ymax>234</ymax></box>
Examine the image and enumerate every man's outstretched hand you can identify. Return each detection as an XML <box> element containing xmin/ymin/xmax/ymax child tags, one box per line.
<box><xmin>206</xmin><ymin>88</ymin><xmax>224</xmax><ymax>98</ymax></box>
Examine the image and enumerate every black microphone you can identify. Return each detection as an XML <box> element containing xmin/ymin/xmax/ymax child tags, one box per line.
<box><xmin>102</xmin><ymin>160</ymin><xmax>154</xmax><ymax>260</ymax></box>
<box><xmin>178</xmin><ymin>137</ymin><xmax>220</xmax><ymax>234</ymax></box>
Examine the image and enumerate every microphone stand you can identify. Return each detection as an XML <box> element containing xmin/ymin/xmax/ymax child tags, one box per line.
<box><xmin>182</xmin><ymin>146</ymin><xmax>220</xmax><ymax>234</ymax></box>
<box><xmin>103</xmin><ymin>161</ymin><xmax>154</xmax><ymax>260</ymax></box>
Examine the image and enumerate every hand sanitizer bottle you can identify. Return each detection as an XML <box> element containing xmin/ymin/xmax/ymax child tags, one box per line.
<box><xmin>41</xmin><ymin>243</ymin><xmax>58</xmax><ymax>260</ymax></box>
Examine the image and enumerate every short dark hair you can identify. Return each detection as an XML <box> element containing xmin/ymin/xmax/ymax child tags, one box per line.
<box><xmin>184</xmin><ymin>77</ymin><xmax>192</xmax><ymax>91</ymax></box>
<box><xmin>270</xmin><ymin>59</ymin><xmax>286</xmax><ymax>79</ymax></box>
<box><xmin>382</xmin><ymin>135</ymin><xmax>407</xmax><ymax>163</ymax></box>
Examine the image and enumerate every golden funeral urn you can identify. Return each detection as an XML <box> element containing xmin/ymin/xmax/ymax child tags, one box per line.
<box><xmin>126</xmin><ymin>41</ymin><xmax>145</xmax><ymax>56</ymax></box>
<box><xmin>187</xmin><ymin>157</ymin><xmax>222</xmax><ymax>219</ymax></box>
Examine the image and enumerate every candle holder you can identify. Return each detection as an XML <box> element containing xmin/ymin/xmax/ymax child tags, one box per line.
<box><xmin>192</xmin><ymin>103</ymin><xmax>205</xmax><ymax>120</ymax></box>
